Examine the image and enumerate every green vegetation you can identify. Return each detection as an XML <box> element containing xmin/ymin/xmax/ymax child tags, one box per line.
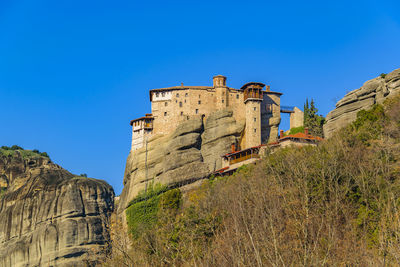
<box><xmin>288</xmin><ymin>125</ymin><xmax>305</xmax><ymax>135</ymax></box>
<box><xmin>0</xmin><ymin>187</ymin><xmax>7</xmax><ymax>199</ymax></box>
<box><xmin>125</xmin><ymin>183</ymin><xmax>176</xmax><ymax>238</ymax></box>
<box><xmin>304</xmin><ymin>98</ymin><xmax>325</xmax><ymax>137</ymax></box>
<box><xmin>380</xmin><ymin>73</ymin><xmax>387</xmax><ymax>78</ymax></box>
<box><xmin>0</xmin><ymin>146</ymin><xmax>50</xmax><ymax>159</ymax></box>
<box><xmin>80</xmin><ymin>173</ymin><xmax>88</xmax><ymax>178</ymax></box>
<box><xmin>105</xmin><ymin>95</ymin><xmax>400</xmax><ymax>266</ymax></box>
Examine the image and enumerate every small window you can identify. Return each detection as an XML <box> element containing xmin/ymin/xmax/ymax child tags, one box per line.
<box><xmin>266</xmin><ymin>104</ymin><xmax>273</xmax><ymax>114</ymax></box>
<box><xmin>156</xmin><ymin>92</ymin><xmax>160</xmax><ymax>97</ymax></box>
<box><xmin>180</xmin><ymin>111</ymin><xmax>183</xmax><ymax>116</ymax></box>
<box><xmin>176</xmin><ymin>93</ymin><xmax>179</xmax><ymax>97</ymax></box>
<box><xmin>222</xmin><ymin>100</ymin><xmax>224</xmax><ymax>103</ymax></box>
<box><xmin>165</xmin><ymin>102</ymin><xmax>168</xmax><ymax>106</ymax></box>
<box><xmin>254</xmin><ymin>107</ymin><xmax>256</xmax><ymax>111</ymax></box>
<box><xmin>195</xmin><ymin>109</ymin><xmax>199</xmax><ymax>114</ymax></box>
<box><xmin>164</xmin><ymin>112</ymin><xmax>167</xmax><ymax>116</ymax></box>
<box><xmin>199</xmin><ymin>94</ymin><xmax>201</xmax><ymax>98</ymax></box>
<box><xmin>184</xmin><ymin>99</ymin><xmax>186</xmax><ymax>103</ymax></box>
<box><xmin>179</xmin><ymin>102</ymin><xmax>182</xmax><ymax>107</ymax></box>
<box><xmin>254</xmin><ymin>118</ymin><xmax>256</xmax><ymax>122</ymax></box>
<box><xmin>198</xmin><ymin>100</ymin><xmax>201</xmax><ymax>105</ymax></box>
<box><xmin>162</xmin><ymin>92</ymin><xmax>165</xmax><ymax>97</ymax></box>
<box><xmin>236</xmin><ymin>94</ymin><xmax>239</xmax><ymax>99</ymax></box>
<box><xmin>254</xmin><ymin>128</ymin><xmax>257</xmax><ymax>133</ymax></box>
<box><xmin>185</xmin><ymin>93</ymin><xmax>188</xmax><ymax>97</ymax></box>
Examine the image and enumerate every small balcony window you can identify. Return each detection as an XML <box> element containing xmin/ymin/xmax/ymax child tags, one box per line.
<box><xmin>195</xmin><ymin>109</ymin><xmax>198</xmax><ymax>114</ymax></box>
<box><xmin>198</xmin><ymin>100</ymin><xmax>201</xmax><ymax>105</ymax></box>
<box><xmin>164</xmin><ymin>112</ymin><xmax>167</xmax><ymax>116</ymax></box>
<box><xmin>179</xmin><ymin>102</ymin><xmax>183</xmax><ymax>107</ymax></box>
<box><xmin>156</xmin><ymin>92</ymin><xmax>160</xmax><ymax>97</ymax></box>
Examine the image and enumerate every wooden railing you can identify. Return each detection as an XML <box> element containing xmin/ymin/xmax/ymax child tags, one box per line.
<box><xmin>244</xmin><ymin>89</ymin><xmax>263</xmax><ymax>102</ymax></box>
<box><xmin>229</xmin><ymin>152</ymin><xmax>260</xmax><ymax>165</ymax></box>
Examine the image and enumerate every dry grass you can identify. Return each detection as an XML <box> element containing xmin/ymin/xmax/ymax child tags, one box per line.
<box><xmin>103</xmin><ymin>96</ymin><xmax>400</xmax><ymax>266</ymax></box>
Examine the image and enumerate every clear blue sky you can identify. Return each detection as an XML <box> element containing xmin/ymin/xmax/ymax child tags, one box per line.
<box><xmin>1</xmin><ymin>0</ymin><xmax>399</xmax><ymax>195</ymax></box>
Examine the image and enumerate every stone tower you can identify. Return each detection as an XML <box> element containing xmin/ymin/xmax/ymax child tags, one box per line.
<box><xmin>213</xmin><ymin>75</ymin><xmax>228</xmax><ymax>109</ymax></box>
<box><xmin>242</xmin><ymin>82</ymin><xmax>264</xmax><ymax>148</ymax></box>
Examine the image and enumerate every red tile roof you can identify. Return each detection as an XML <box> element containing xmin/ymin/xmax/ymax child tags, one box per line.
<box><xmin>279</xmin><ymin>132</ymin><xmax>323</xmax><ymax>142</ymax></box>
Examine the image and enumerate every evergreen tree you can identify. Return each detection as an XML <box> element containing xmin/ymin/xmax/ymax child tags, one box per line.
<box><xmin>303</xmin><ymin>98</ymin><xmax>325</xmax><ymax>137</ymax></box>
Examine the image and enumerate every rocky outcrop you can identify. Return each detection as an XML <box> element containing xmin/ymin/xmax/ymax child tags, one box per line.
<box><xmin>324</xmin><ymin>68</ymin><xmax>400</xmax><ymax>138</ymax></box>
<box><xmin>201</xmin><ymin>109</ymin><xmax>244</xmax><ymax>171</ymax></box>
<box><xmin>0</xmin><ymin>151</ymin><xmax>114</xmax><ymax>267</ymax></box>
<box><xmin>118</xmin><ymin>109</ymin><xmax>244</xmax><ymax>213</ymax></box>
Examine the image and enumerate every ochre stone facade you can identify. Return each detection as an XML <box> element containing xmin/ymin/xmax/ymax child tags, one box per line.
<box><xmin>131</xmin><ymin>75</ymin><xmax>284</xmax><ymax>151</ymax></box>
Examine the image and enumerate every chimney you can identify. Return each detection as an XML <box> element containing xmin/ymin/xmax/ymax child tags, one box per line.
<box><xmin>181</xmin><ymin>82</ymin><xmax>184</xmax><ymax>87</ymax></box>
<box><xmin>304</xmin><ymin>128</ymin><xmax>309</xmax><ymax>135</ymax></box>
<box><xmin>280</xmin><ymin>130</ymin><xmax>284</xmax><ymax>139</ymax></box>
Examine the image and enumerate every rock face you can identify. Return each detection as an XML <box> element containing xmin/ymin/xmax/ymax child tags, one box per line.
<box><xmin>324</xmin><ymin>68</ymin><xmax>400</xmax><ymax>138</ymax></box>
<box><xmin>118</xmin><ymin>109</ymin><xmax>244</xmax><ymax>213</ymax></box>
<box><xmin>0</xmin><ymin>151</ymin><xmax>114</xmax><ymax>267</ymax></box>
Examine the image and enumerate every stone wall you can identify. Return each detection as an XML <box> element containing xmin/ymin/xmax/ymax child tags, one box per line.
<box><xmin>290</xmin><ymin>107</ymin><xmax>304</xmax><ymax>129</ymax></box>
<box><xmin>149</xmin><ymin>84</ymin><xmax>280</xmax><ymax>146</ymax></box>
<box><xmin>324</xmin><ymin>68</ymin><xmax>400</xmax><ymax>138</ymax></box>
<box><xmin>261</xmin><ymin>93</ymin><xmax>281</xmax><ymax>143</ymax></box>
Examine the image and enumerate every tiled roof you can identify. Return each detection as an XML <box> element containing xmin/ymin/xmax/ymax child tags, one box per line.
<box><xmin>279</xmin><ymin>132</ymin><xmax>323</xmax><ymax>142</ymax></box>
<box><xmin>222</xmin><ymin>144</ymin><xmax>266</xmax><ymax>157</ymax></box>
<box><xmin>130</xmin><ymin>114</ymin><xmax>154</xmax><ymax>125</ymax></box>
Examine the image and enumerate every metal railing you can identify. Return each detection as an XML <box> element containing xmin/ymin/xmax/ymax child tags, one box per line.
<box><xmin>280</xmin><ymin>105</ymin><xmax>295</xmax><ymax>113</ymax></box>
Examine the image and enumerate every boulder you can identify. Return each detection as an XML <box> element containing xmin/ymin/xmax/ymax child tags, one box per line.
<box><xmin>117</xmin><ymin>108</ymin><xmax>245</xmax><ymax>214</ymax></box>
<box><xmin>324</xmin><ymin>68</ymin><xmax>400</xmax><ymax>138</ymax></box>
<box><xmin>0</xmin><ymin>150</ymin><xmax>114</xmax><ymax>267</ymax></box>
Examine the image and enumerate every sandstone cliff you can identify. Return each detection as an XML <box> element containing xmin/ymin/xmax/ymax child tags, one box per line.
<box><xmin>118</xmin><ymin>109</ymin><xmax>244</xmax><ymax>213</ymax></box>
<box><xmin>0</xmin><ymin>150</ymin><xmax>114</xmax><ymax>267</ymax></box>
<box><xmin>324</xmin><ymin>68</ymin><xmax>400</xmax><ymax>138</ymax></box>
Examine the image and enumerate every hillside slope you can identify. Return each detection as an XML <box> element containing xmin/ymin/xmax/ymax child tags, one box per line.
<box><xmin>0</xmin><ymin>149</ymin><xmax>114</xmax><ymax>267</ymax></box>
<box><xmin>106</xmin><ymin>95</ymin><xmax>400</xmax><ymax>266</ymax></box>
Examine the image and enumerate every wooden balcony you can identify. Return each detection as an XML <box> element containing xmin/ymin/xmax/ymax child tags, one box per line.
<box><xmin>229</xmin><ymin>150</ymin><xmax>260</xmax><ymax>165</ymax></box>
<box><xmin>244</xmin><ymin>89</ymin><xmax>263</xmax><ymax>102</ymax></box>
<box><xmin>144</xmin><ymin>122</ymin><xmax>153</xmax><ymax>129</ymax></box>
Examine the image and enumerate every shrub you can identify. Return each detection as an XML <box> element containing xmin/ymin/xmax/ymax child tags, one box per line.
<box><xmin>10</xmin><ymin>145</ymin><xmax>23</xmax><ymax>150</ymax></box>
<box><xmin>39</xmin><ymin>152</ymin><xmax>49</xmax><ymax>158</ymax></box>
<box><xmin>289</xmin><ymin>126</ymin><xmax>305</xmax><ymax>135</ymax></box>
<box><xmin>380</xmin><ymin>73</ymin><xmax>387</xmax><ymax>78</ymax></box>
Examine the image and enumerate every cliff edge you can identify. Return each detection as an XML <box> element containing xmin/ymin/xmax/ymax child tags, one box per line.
<box><xmin>118</xmin><ymin>109</ymin><xmax>244</xmax><ymax>214</ymax></box>
<box><xmin>324</xmin><ymin>68</ymin><xmax>400</xmax><ymax>138</ymax></box>
<box><xmin>0</xmin><ymin>149</ymin><xmax>114</xmax><ymax>267</ymax></box>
